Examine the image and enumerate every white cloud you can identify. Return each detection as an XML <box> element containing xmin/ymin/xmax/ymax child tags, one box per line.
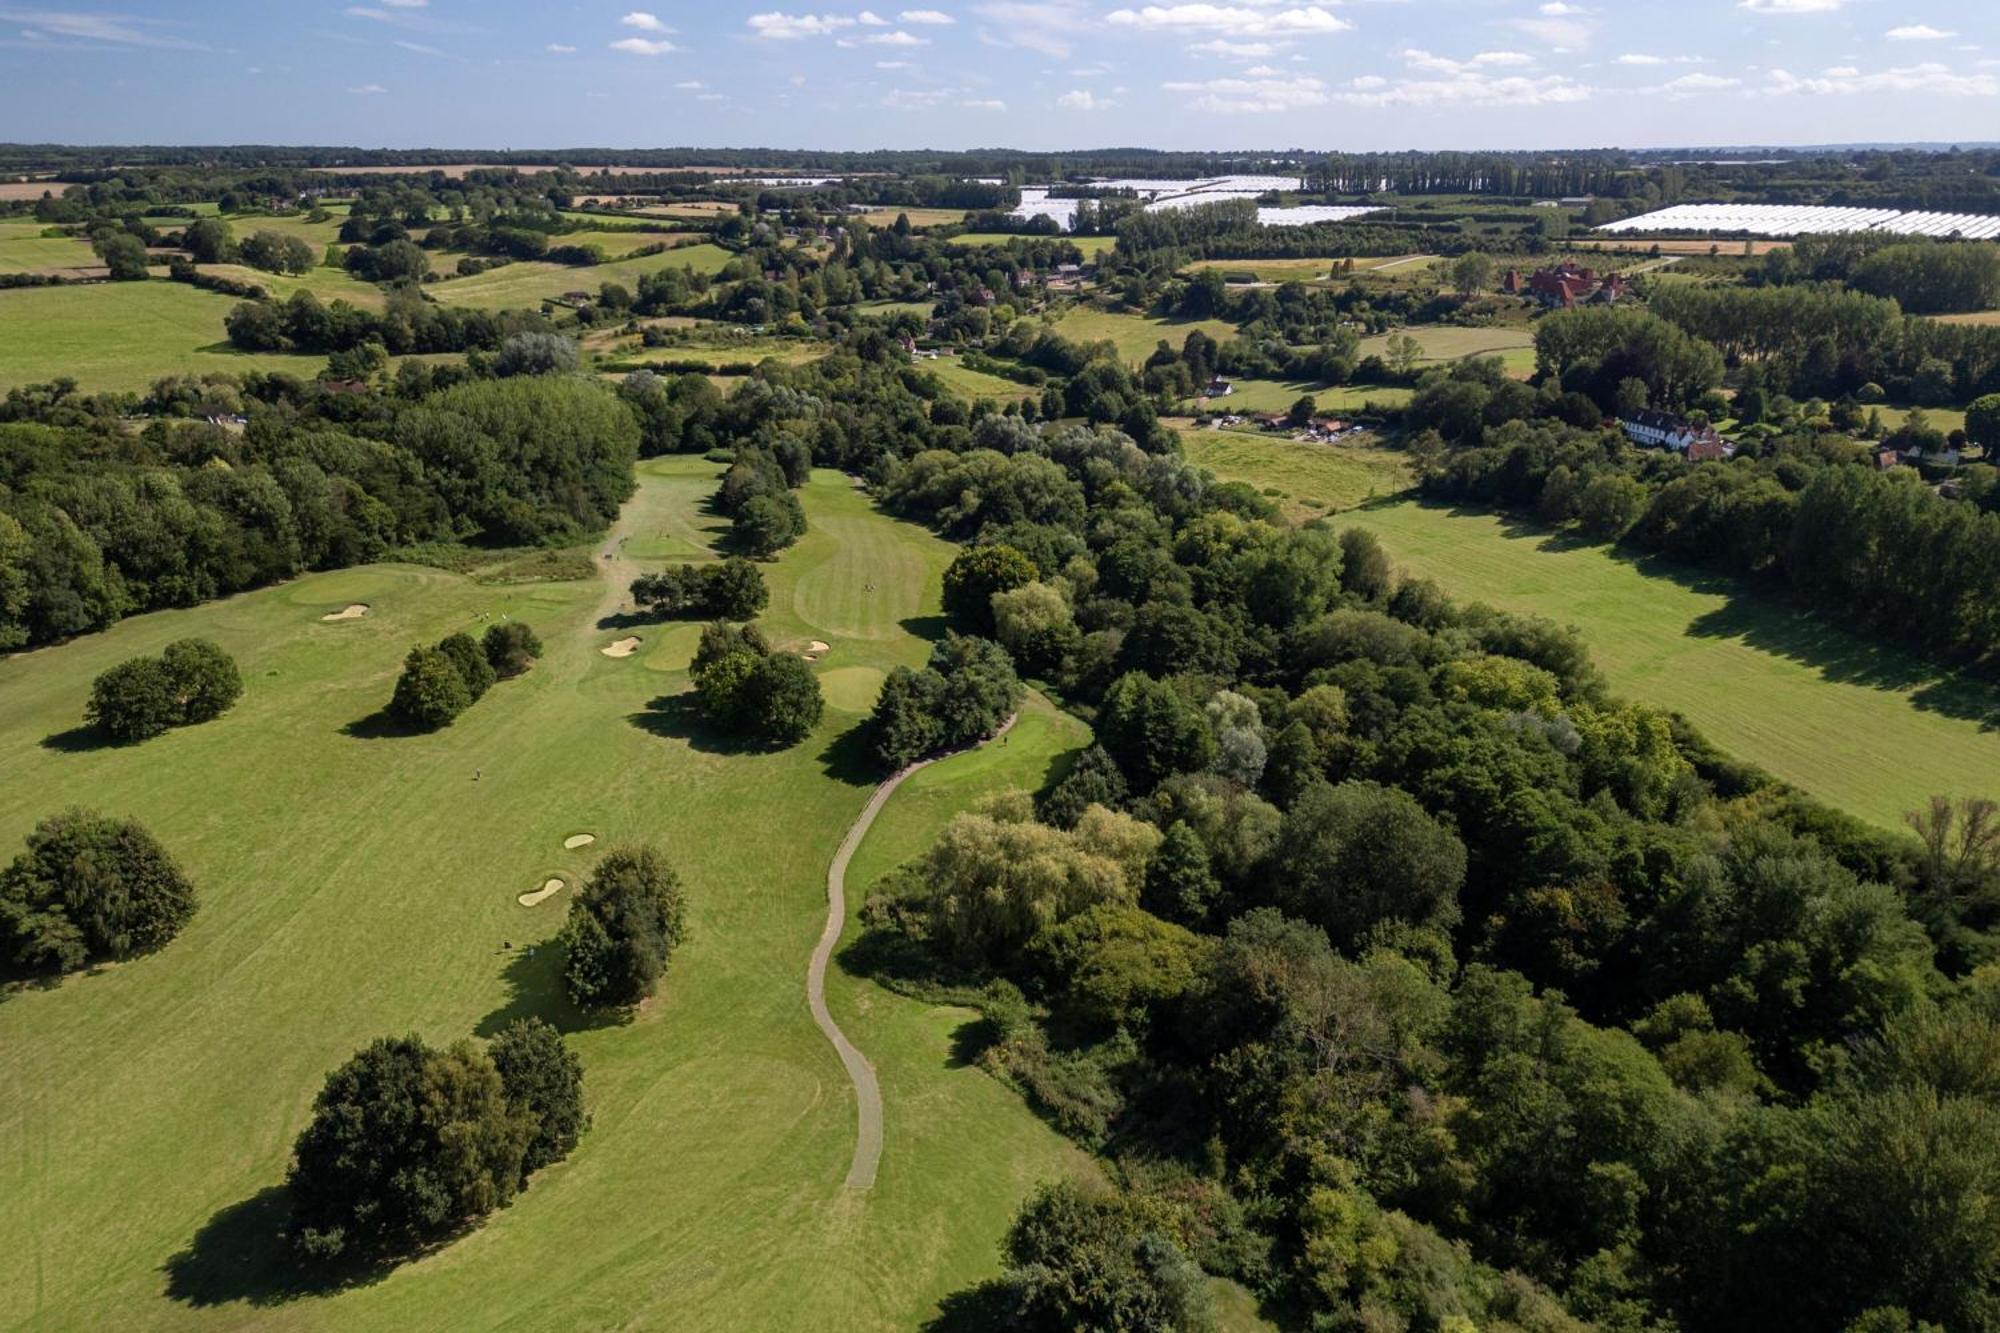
<box><xmin>621</xmin><ymin>11</ymin><xmax>670</xmax><ymax>32</ymax></box>
<box><xmin>1886</xmin><ymin>24</ymin><xmax>1954</xmax><ymax>40</ymax></box>
<box><xmin>1404</xmin><ymin>48</ymin><xmax>1535</xmax><ymax>76</ymax></box>
<box><xmin>1188</xmin><ymin>38</ymin><xmax>1279</xmax><ymax>58</ymax></box>
<box><xmin>1503</xmin><ymin>14</ymin><xmax>1596</xmax><ymax>49</ymax></box>
<box><xmin>393</xmin><ymin>38</ymin><xmax>449</xmax><ymax>55</ymax></box>
<box><xmin>1660</xmin><ymin>71</ymin><xmax>1741</xmax><ymax>97</ymax></box>
<box><xmin>1162</xmin><ymin>73</ymin><xmax>1327</xmax><ymax>112</ymax></box>
<box><xmin>1057</xmin><ymin>87</ymin><xmax>1110</xmax><ymax>108</ymax></box>
<box><xmin>1538</xmin><ymin>2</ymin><xmax>1585</xmax><ymax>12</ymax></box>
<box><xmin>1739</xmin><ymin>0</ymin><xmax>1842</xmax><ymax>11</ymax></box>
<box><xmin>1108</xmin><ymin>4</ymin><xmax>1351</xmax><ymax>36</ymax></box>
<box><xmin>1338</xmin><ymin>54</ymin><xmax>1594</xmax><ymax>107</ymax></box>
<box><xmin>1615</xmin><ymin>52</ymin><xmax>1664</xmax><ymax>64</ymax></box>
<box><xmin>864</xmin><ymin>29</ymin><xmax>929</xmax><ymax>44</ymax></box>
<box><xmin>1766</xmin><ymin>61</ymin><xmax>1997</xmax><ymax>94</ymax></box>
<box><xmin>0</xmin><ymin>7</ymin><xmax>207</xmax><ymax>47</ymax></box>
<box><xmin>697</xmin><ymin>91</ymin><xmax>725</xmax><ymax>100</ymax></box>
<box><xmin>971</xmin><ymin>0</ymin><xmax>1091</xmax><ymax>58</ymax></box>
<box><xmin>677</xmin><ymin>79</ymin><xmax>704</xmax><ymax>87</ymax></box>
<box><xmin>381</xmin><ymin>0</ymin><xmax>426</xmax><ymax>6</ymax></box>
<box><xmin>901</xmin><ymin>8</ymin><xmax>955</xmax><ymax>22</ymax></box>
<box><xmin>963</xmin><ymin>96</ymin><xmax>1007</xmax><ymax>108</ymax></box>
<box><xmin>748</xmin><ymin>11</ymin><xmax>856</xmax><ymax>38</ymax></box>
<box><xmin>546</xmin><ymin>42</ymin><xmax>577</xmax><ymax>52</ymax></box>
<box><xmin>882</xmin><ymin>86</ymin><xmax>949</xmax><ymax>107</ymax></box>
<box><xmin>611</xmin><ymin>36</ymin><xmax>677</xmax><ymax>54</ymax></box>
<box><xmin>348</xmin><ymin>82</ymin><xmax>387</xmax><ymax>93</ymax></box>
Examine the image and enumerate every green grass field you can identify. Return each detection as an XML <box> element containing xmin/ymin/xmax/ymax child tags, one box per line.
<box><xmin>557</xmin><ymin>229</ymin><xmax>697</xmax><ymax>258</ymax></box>
<box><xmin>0</xmin><ymin>280</ymin><xmax>328</xmax><ymax>392</ymax></box>
<box><xmin>1179</xmin><ymin>427</ymin><xmax>1415</xmax><ymax>520</ymax></box>
<box><xmin>215</xmin><ymin>209</ymin><xmax>350</xmax><ymax>249</ymax></box>
<box><xmin>1179</xmin><ymin>255</ymin><xmax>1427</xmax><ymax>283</ymax></box>
<box><xmin>950</xmin><ymin>233</ymin><xmax>1118</xmax><ymax>260</ymax></box>
<box><xmin>1192</xmin><ymin>378</ymin><xmax>1415</xmax><ymax>415</ymax></box>
<box><xmin>0</xmin><ymin>458</ymin><xmax>1088</xmax><ymax>1329</ymax></box>
<box><xmin>430</xmin><ymin>244</ymin><xmax>735</xmax><ymax>308</ymax></box>
<box><xmin>921</xmin><ymin>358</ymin><xmax>1038</xmax><ymax>402</ymax></box>
<box><xmin>192</xmin><ymin>262</ymin><xmax>389</xmax><ymax>310</ymax></box>
<box><xmin>1053</xmin><ymin>306</ymin><xmax>1238</xmax><ymax>367</ymax></box>
<box><xmin>1359</xmin><ymin>324</ymin><xmax>1537</xmax><ymax>377</ymax></box>
<box><xmin>1344</xmin><ymin>502</ymin><xmax>2000</xmax><ymax>830</ymax></box>
<box><xmin>0</xmin><ymin>230</ymin><xmax>99</xmax><ymax>274</ymax></box>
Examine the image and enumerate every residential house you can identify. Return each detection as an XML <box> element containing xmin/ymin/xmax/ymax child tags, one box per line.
<box><xmin>1620</xmin><ymin>408</ymin><xmax>1735</xmax><ymax>458</ymax></box>
<box><xmin>1204</xmin><ymin>376</ymin><xmax>1233</xmax><ymax>397</ymax></box>
<box><xmin>1504</xmin><ymin>262</ymin><xmax>1630</xmax><ymax>309</ymax></box>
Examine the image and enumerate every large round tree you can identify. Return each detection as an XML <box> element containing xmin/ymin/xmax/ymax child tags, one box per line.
<box><xmin>558</xmin><ymin>846</ymin><xmax>688</xmax><ymax>1008</ymax></box>
<box><xmin>0</xmin><ymin>809</ymin><xmax>196</xmax><ymax>975</ymax></box>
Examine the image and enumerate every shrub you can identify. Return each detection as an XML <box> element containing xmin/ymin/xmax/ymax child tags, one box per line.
<box><xmin>162</xmin><ymin>638</ymin><xmax>243</xmax><ymax>723</ymax></box>
<box><xmin>437</xmin><ymin>632</ymin><xmax>496</xmax><ymax>701</ymax></box>
<box><xmin>482</xmin><ymin>622</ymin><xmax>542</xmax><ymax>678</ymax></box>
<box><xmin>0</xmin><ymin>809</ymin><xmax>196</xmax><ymax>974</ymax></box>
<box><xmin>558</xmin><ymin>846</ymin><xmax>687</xmax><ymax>1008</ymax></box>
<box><xmin>389</xmin><ymin>645</ymin><xmax>472</xmax><ymax>731</ymax></box>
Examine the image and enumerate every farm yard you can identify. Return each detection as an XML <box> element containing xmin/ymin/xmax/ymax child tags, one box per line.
<box><xmin>0</xmin><ymin>457</ymin><xmax>1090</xmax><ymax>1331</ymax></box>
<box><xmin>1344</xmin><ymin>502</ymin><xmax>2000</xmax><ymax>832</ymax></box>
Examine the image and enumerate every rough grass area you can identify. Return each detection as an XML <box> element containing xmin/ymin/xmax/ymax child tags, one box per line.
<box><xmin>0</xmin><ymin>458</ymin><xmax>1087</xmax><ymax>1330</ymax></box>
<box><xmin>922</xmin><ymin>357</ymin><xmax>1038</xmax><ymax>402</ymax></box>
<box><xmin>1345</xmin><ymin>502</ymin><xmax>2000</xmax><ymax>830</ymax></box>
<box><xmin>1190</xmin><ymin>378</ymin><xmax>1414</xmax><ymax>415</ymax></box>
<box><xmin>1179</xmin><ymin>427</ymin><xmax>1415</xmax><ymax>520</ymax></box>
<box><xmin>1052</xmin><ymin>306</ymin><xmax>1238</xmax><ymax>366</ymax></box>
<box><xmin>192</xmin><ymin>262</ymin><xmax>389</xmax><ymax>310</ymax></box>
<box><xmin>949</xmin><ymin>233</ymin><xmax>1118</xmax><ymax>260</ymax></box>
<box><xmin>430</xmin><ymin>243</ymin><xmax>735</xmax><ymax>308</ymax></box>
<box><xmin>857</xmin><ymin>208</ymin><xmax>969</xmax><ymax>228</ymax></box>
<box><xmin>0</xmin><ymin>230</ymin><xmax>99</xmax><ymax>274</ymax></box>
<box><xmin>0</xmin><ymin>280</ymin><xmax>328</xmax><ymax>392</ymax></box>
<box><xmin>1360</xmin><ymin>324</ymin><xmax>1537</xmax><ymax>378</ymax></box>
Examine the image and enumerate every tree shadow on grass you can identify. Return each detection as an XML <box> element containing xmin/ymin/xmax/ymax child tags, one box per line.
<box><xmin>161</xmin><ymin>1185</ymin><xmax>392</xmax><ymax>1309</ymax></box>
<box><xmin>817</xmin><ymin>720</ymin><xmax>883</xmax><ymax>787</ymax></box>
<box><xmin>627</xmin><ymin>692</ymin><xmax>788</xmax><ymax>758</ymax></box>
<box><xmin>473</xmin><ymin>945</ymin><xmax>632</xmax><ymax>1039</ymax></box>
<box><xmin>38</xmin><ymin>724</ymin><xmax>114</xmax><ymax>754</ymax></box>
<box><xmin>921</xmin><ymin>1279</ymin><xmax>1019</xmax><ymax>1332</ymax></box>
<box><xmin>899</xmin><ymin>613</ymin><xmax>949</xmax><ymax>644</ymax></box>
<box><xmin>339</xmin><ymin>709</ymin><xmax>417</xmax><ymax>741</ymax></box>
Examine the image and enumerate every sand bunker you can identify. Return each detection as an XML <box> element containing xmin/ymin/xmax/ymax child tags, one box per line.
<box><xmin>807</xmin><ymin>641</ymin><xmax>831</xmax><ymax>654</ymax></box>
<box><xmin>563</xmin><ymin>833</ymin><xmax>596</xmax><ymax>850</ymax></box>
<box><xmin>517</xmin><ymin>878</ymin><xmax>565</xmax><ymax>908</ymax></box>
<box><xmin>601</xmin><ymin>636</ymin><xmax>642</xmax><ymax>658</ymax></box>
<box><xmin>320</xmin><ymin>604</ymin><xmax>369</xmax><ymax>622</ymax></box>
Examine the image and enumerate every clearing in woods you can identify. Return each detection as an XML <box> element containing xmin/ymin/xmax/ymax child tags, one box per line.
<box><xmin>1344</xmin><ymin>501</ymin><xmax>2000</xmax><ymax>832</ymax></box>
<box><xmin>429</xmin><ymin>243</ymin><xmax>734</xmax><ymax>308</ymax></box>
<box><xmin>0</xmin><ymin>457</ymin><xmax>1087</xmax><ymax>1330</ymax></box>
<box><xmin>0</xmin><ymin>280</ymin><xmax>328</xmax><ymax>392</ymax></box>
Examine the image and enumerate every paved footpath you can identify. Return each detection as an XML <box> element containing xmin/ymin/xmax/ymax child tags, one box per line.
<box><xmin>808</xmin><ymin>711</ymin><xmax>1019</xmax><ymax>1191</ymax></box>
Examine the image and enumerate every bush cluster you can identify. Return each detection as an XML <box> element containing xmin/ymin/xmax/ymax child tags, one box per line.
<box><xmin>557</xmin><ymin>846</ymin><xmax>688</xmax><ymax>1008</ymax></box>
<box><xmin>629</xmin><ymin>558</ymin><xmax>767</xmax><ymax>621</ymax></box>
<box><xmin>686</xmin><ymin>622</ymin><xmax>823</xmax><ymax>746</ymax></box>
<box><xmin>86</xmin><ymin>638</ymin><xmax>242</xmax><ymax>742</ymax></box>
<box><xmin>388</xmin><ymin>623</ymin><xmax>540</xmax><ymax>731</ymax></box>
<box><xmin>0</xmin><ymin>809</ymin><xmax>196</xmax><ymax>975</ymax></box>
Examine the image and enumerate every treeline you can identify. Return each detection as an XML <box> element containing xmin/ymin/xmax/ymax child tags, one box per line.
<box><xmin>223</xmin><ymin>288</ymin><xmax>545</xmax><ymax>355</ymax></box>
<box><xmin>0</xmin><ymin>376</ymin><xmax>637</xmax><ymax>650</ymax></box>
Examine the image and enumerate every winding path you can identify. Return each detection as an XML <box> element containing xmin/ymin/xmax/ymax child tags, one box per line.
<box><xmin>808</xmin><ymin>711</ymin><xmax>1019</xmax><ymax>1191</ymax></box>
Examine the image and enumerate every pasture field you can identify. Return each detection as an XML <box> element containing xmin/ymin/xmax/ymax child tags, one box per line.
<box><xmin>1344</xmin><ymin>502</ymin><xmax>2000</xmax><ymax>831</ymax></box>
<box><xmin>1053</xmin><ymin>305</ymin><xmax>1238</xmax><ymax>366</ymax></box>
<box><xmin>858</xmin><ymin>208</ymin><xmax>968</xmax><ymax>229</ymax></box>
<box><xmin>557</xmin><ymin>228</ymin><xmax>695</xmax><ymax>257</ymax></box>
<box><xmin>1932</xmin><ymin>311</ymin><xmax>2000</xmax><ymax>327</ymax></box>
<box><xmin>429</xmin><ymin>243</ymin><xmax>735</xmax><ymax>308</ymax></box>
<box><xmin>1178</xmin><ymin>427</ymin><xmax>1415</xmax><ymax>521</ymax></box>
<box><xmin>0</xmin><ymin>458</ymin><xmax>1087</xmax><ymax>1330</ymax></box>
<box><xmin>1360</xmin><ymin>324</ymin><xmax>1536</xmax><ymax>377</ymax></box>
<box><xmin>949</xmin><ymin>232</ymin><xmax>1118</xmax><ymax>260</ymax></box>
<box><xmin>1569</xmin><ymin>237</ymin><xmax>1792</xmax><ymax>257</ymax></box>
<box><xmin>1192</xmin><ymin>378</ymin><xmax>1414</xmax><ymax>415</ymax></box>
<box><xmin>0</xmin><ymin>280</ymin><xmax>326</xmax><ymax>392</ymax></box>
<box><xmin>0</xmin><ymin>230</ymin><xmax>99</xmax><ymax>274</ymax></box>
<box><xmin>192</xmin><ymin>262</ymin><xmax>389</xmax><ymax>310</ymax></box>
<box><xmin>1179</xmin><ymin>254</ymin><xmax>1428</xmax><ymax>282</ymax></box>
<box><xmin>215</xmin><ymin>208</ymin><xmax>350</xmax><ymax>248</ymax></box>
<box><xmin>920</xmin><ymin>357</ymin><xmax>1038</xmax><ymax>402</ymax></box>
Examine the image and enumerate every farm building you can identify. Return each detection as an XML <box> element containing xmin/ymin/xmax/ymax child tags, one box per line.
<box><xmin>1504</xmin><ymin>263</ymin><xmax>1630</xmax><ymax>308</ymax></box>
<box><xmin>1621</xmin><ymin>409</ymin><xmax>1735</xmax><ymax>458</ymax></box>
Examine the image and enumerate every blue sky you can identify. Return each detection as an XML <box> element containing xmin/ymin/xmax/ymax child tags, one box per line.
<box><xmin>0</xmin><ymin>1</ymin><xmax>1994</xmax><ymax>151</ymax></box>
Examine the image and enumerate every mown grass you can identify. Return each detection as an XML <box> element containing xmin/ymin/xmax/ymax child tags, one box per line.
<box><xmin>1360</xmin><ymin>324</ymin><xmax>1537</xmax><ymax>378</ymax></box>
<box><xmin>1053</xmin><ymin>305</ymin><xmax>1239</xmax><ymax>367</ymax></box>
<box><xmin>921</xmin><ymin>358</ymin><xmax>1038</xmax><ymax>402</ymax></box>
<box><xmin>1179</xmin><ymin>427</ymin><xmax>1415</xmax><ymax>521</ymax></box>
<box><xmin>1191</xmin><ymin>378</ymin><xmax>1414</xmax><ymax>415</ymax></box>
<box><xmin>0</xmin><ymin>280</ymin><xmax>328</xmax><ymax>392</ymax></box>
<box><xmin>0</xmin><ymin>231</ymin><xmax>99</xmax><ymax>273</ymax></box>
<box><xmin>430</xmin><ymin>243</ymin><xmax>735</xmax><ymax>308</ymax></box>
<box><xmin>1344</xmin><ymin>501</ymin><xmax>2000</xmax><ymax>830</ymax></box>
<box><xmin>0</xmin><ymin>458</ymin><xmax>1087</xmax><ymax>1330</ymax></box>
<box><xmin>193</xmin><ymin>262</ymin><xmax>389</xmax><ymax>310</ymax></box>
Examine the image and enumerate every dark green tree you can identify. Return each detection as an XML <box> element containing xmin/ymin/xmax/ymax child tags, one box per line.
<box><xmin>558</xmin><ymin>846</ymin><xmax>687</xmax><ymax>1008</ymax></box>
<box><xmin>0</xmin><ymin>809</ymin><xmax>196</xmax><ymax>975</ymax></box>
<box><xmin>161</xmin><ymin>638</ymin><xmax>242</xmax><ymax>724</ymax></box>
<box><xmin>487</xmin><ymin>1018</ymin><xmax>587</xmax><ymax>1178</ymax></box>
<box><xmin>942</xmin><ymin>544</ymin><xmax>1037</xmax><ymax>635</ymax></box>
<box><xmin>482</xmin><ymin>622</ymin><xmax>542</xmax><ymax>678</ymax></box>
<box><xmin>437</xmin><ymin>632</ymin><xmax>496</xmax><ymax>701</ymax></box>
<box><xmin>1143</xmin><ymin>820</ymin><xmax>1221</xmax><ymax>928</ymax></box>
<box><xmin>1273</xmin><ymin>781</ymin><xmax>1467</xmax><ymax>948</ymax></box>
<box><xmin>389</xmin><ymin>645</ymin><xmax>472</xmax><ymax>731</ymax></box>
<box><xmin>86</xmin><ymin>656</ymin><xmax>180</xmax><ymax>742</ymax></box>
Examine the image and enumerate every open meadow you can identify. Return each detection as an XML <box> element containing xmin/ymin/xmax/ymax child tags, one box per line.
<box><xmin>1191</xmin><ymin>378</ymin><xmax>1414</xmax><ymax>415</ymax></box>
<box><xmin>429</xmin><ymin>243</ymin><xmax>733</xmax><ymax>308</ymax></box>
<box><xmin>1344</xmin><ymin>501</ymin><xmax>2000</xmax><ymax>831</ymax></box>
<box><xmin>1360</xmin><ymin>324</ymin><xmax>1536</xmax><ymax>377</ymax></box>
<box><xmin>1178</xmin><ymin>426</ymin><xmax>1414</xmax><ymax>521</ymax></box>
<box><xmin>1052</xmin><ymin>305</ymin><xmax>1237</xmax><ymax>366</ymax></box>
<box><xmin>0</xmin><ymin>280</ymin><xmax>328</xmax><ymax>392</ymax></box>
<box><xmin>0</xmin><ymin>457</ymin><xmax>1088</xmax><ymax>1330</ymax></box>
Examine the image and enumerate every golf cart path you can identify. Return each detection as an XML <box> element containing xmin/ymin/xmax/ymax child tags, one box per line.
<box><xmin>810</xmin><ymin>709</ymin><xmax>1020</xmax><ymax>1191</ymax></box>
